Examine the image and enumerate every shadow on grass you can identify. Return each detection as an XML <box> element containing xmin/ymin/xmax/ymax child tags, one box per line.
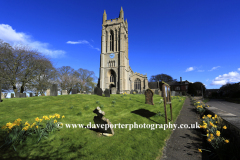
<box><xmin>131</xmin><ymin>108</ymin><xmax>171</xmax><ymax>124</ymax></box>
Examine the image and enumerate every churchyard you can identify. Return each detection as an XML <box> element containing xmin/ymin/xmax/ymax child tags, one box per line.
<box><xmin>0</xmin><ymin>91</ymin><xmax>186</xmax><ymax>159</ymax></box>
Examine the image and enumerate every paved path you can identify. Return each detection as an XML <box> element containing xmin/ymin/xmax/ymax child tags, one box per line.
<box><xmin>160</xmin><ymin>97</ymin><xmax>203</xmax><ymax>160</ymax></box>
<box><xmin>205</xmin><ymin>99</ymin><xmax>240</xmax><ymax>117</ymax></box>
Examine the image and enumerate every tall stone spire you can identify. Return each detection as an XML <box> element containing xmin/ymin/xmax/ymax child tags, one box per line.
<box><xmin>103</xmin><ymin>10</ymin><xmax>107</xmax><ymax>24</ymax></box>
<box><xmin>119</xmin><ymin>6</ymin><xmax>124</xmax><ymax>19</ymax></box>
<box><xmin>125</xmin><ymin>19</ymin><xmax>128</xmax><ymax>28</ymax></box>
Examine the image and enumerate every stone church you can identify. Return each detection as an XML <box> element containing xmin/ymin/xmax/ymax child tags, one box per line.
<box><xmin>97</xmin><ymin>7</ymin><xmax>148</xmax><ymax>94</ymax></box>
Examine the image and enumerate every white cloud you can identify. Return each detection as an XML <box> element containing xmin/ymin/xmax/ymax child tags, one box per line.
<box><xmin>185</xmin><ymin>67</ymin><xmax>194</xmax><ymax>72</ymax></box>
<box><xmin>0</xmin><ymin>24</ymin><xmax>66</xmax><ymax>58</ymax></box>
<box><xmin>211</xmin><ymin>71</ymin><xmax>240</xmax><ymax>86</ymax></box>
<box><xmin>238</xmin><ymin>68</ymin><xmax>240</xmax><ymax>71</ymax></box>
<box><xmin>208</xmin><ymin>66</ymin><xmax>220</xmax><ymax>71</ymax></box>
<box><xmin>198</xmin><ymin>70</ymin><xmax>204</xmax><ymax>72</ymax></box>
<box><xmin>67</xmin><ymin>40</ymin><xmax>100</xmax><ymax>51</ymax></box>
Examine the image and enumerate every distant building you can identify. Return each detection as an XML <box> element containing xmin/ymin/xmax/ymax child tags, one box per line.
<box><xmin>148</xmin><ymin>77</ymin><xmax>190</xmax><ymax>95</ymax></box>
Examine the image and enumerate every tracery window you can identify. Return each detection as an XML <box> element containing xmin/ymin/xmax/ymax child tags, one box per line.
<box><xmin>134</xmin><ymin>79</ymin><xmax>141</xmax><ymax>90</ymax></box>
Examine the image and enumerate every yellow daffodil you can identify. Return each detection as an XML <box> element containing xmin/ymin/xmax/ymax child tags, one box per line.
<box><xmin>16</xmin><ymin>118</ymin><xmax>22</xmax><ymax>122</ymax></box>
<box><xmin>223</xmin><ymin>126</ymin><xmax>227</xmax><ymax>129</ymax></box>
<box><xmin>208</xmin><ymin>139</ymin><xmax>211</xmax><ymax>142</ymax></box>
<box><xmin>216</xmin><ymin>131</ymin><xmax>220</xmax><ymax>137</ymax></box>
<box><xmin>207</xmin><ymin>114</ymin><xmax>212</xmax><ymax>118</ymax></box>
<box><xmin>198</xmin><ymin>148</ymin><xmax>202</xmax><ymax>152</ymax></box>
<box><xmin>62</xmin><ymin>115</ymin><xmax>65</xmax><ymax>118</ymax></box>
<box><xmin>225</xmin><ymin>139</ymin><xmax>229</xmax><ymax>143</ymax></box>
<box><xmin>35</xmin><ymin>117</ymin><xmax>40</xmax><ymax>122</ymax></box>
<box><xmin>54</xmin><ymin>119</ymin><xmax>57</xmax><ymax>123</ymax></box>
<box><xmin>215</xmin><ymin>114</ymin><xmax>217</xmax><ymax>118</ymax></box>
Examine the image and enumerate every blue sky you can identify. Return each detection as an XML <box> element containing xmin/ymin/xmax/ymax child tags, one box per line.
<box><xmin>0</xmin><ymin>0</ymin><xmax>240</xmax><ymax>95</ymax></box>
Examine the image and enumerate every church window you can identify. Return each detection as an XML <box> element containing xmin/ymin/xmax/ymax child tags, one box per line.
<box><xmin>186</xmin><ymin>86</ymin><xmax>188</xmax><ymax>90</ymax></box>
<box><xmin>110</xmin><ymin>30</ymin><xmax>114</xmax><ymax>51</ymax></box>
<box><xmin>106</xmin><ymin>31</ymin><xmax>108</xmax><ymax>53</ymax></box>
<box><xmin>134</xmin><ymin>78</ymin><xmax>141</xmax><ymax>90</ymax></box>
<box><xmin>175</xmin><ymin>86</ymin><xmax>180</xmax><ymax>90</ymax></box>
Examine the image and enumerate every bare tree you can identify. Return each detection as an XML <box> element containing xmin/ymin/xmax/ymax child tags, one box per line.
<box><xmin>55</xmin><ymin>66</ymin><xmax>79</xmax><ymax>94</ymax></box>
<box><xmin>74</xmin><ymin>68</ymin><xmax>97</xmax><ymax>93</ymax></box>
<box><xmin>0</xmin><ymin>39</ymin><xmax>57</xmax><ymax>94</ymax></box>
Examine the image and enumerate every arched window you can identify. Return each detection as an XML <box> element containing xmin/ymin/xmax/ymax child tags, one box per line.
<box><xmin>134</xmin><ymin>79</ymin><xmax>141</xmax><ymax>90</ymax></box>
<box><xmin>110</xmin><ymin>30</ymin><xmax>114</xmax><ymax>51</ymax></box>
<box><xmin>106</xmin><ymin>31</ymin><xmax>108</xmax><ymax>53</ymax></box>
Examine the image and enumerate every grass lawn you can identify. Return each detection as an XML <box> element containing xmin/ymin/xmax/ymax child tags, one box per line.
<box><xmin>0</xmin><ymin>94</ymin><xmax>186</xmax><ymax>159</ymax></box>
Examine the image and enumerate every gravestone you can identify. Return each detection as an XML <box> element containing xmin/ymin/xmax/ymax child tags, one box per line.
<box><xmin>155</xmin><ymin>89</ymin><xmax>159</xmax><ymax>95</ymax></box>
<box><xmin>88</xmin><ymin>93</ymin><xmax>91</xmax><ymax>95</ymax></box>
<box><xmin>94</xmin><ymin>87</ymin><xmax>102</xmax><ymax>96</ymax></box>
<box><xmin>62</xmin><ymin>90</ymin><xmax>68</xmax><ymax>95</ymax></box>
<box><xmin>41</xmin><ymin>93</ymin><xmax>45</xmax><ymax>96</ymax></box>
<box><xmin>104</xmin><ymin>89</ymin><xmax>110</xmax><ymax>97</ymax></box>
<box><xmin>46</xmin><ymin>89</ymin><xmax>50</xmax><ymax>96</ymax></box>
<box><xmin>15</xmin><ymin>92</ymin><xmax>20</xmax><ymax>98</ymax></box>
<box><xmin>111</xmin><ymin>87</ymin><xmax>116</xmax><ymax>94</ymax></box>
<box><xmin>20</xmin><ymin>93</ymin><xmax>26</xmax><ymax>98</ymax></box>
<box><xmin>130</xmin><ymin>90</ymin><xmax>134</xmax><ymax>94</ymax></box>
<box><xmin>171</xmin><ymin>91</ymin><xmax>175</xmax><ymax>96</ymax></box>
<box><xmin>50</xmin><ymin>84</ymin><xmax>58</xmax><ymax>96</ymax></box>
<box><xmin>11</xmin><ymin>93</ymin><xmax>14</xmax><ymax>98</ymax></box>
<box><xmin>134</xmin><ymin>90</ymin><xmax>138</xmax><ymax>94</ymax></box>
<box><xmin>93</xmin><ymin>106</ymin><xmax>114</xmax><ymax>136</ymax></box>
<box><xmin>72</xmin><ymin>89</ymin><xmax>77</xmax><ymax>94</ymax></box>
<box><xmin>145</xmin><ymin>89</ymin><xmax>154</xmax><ymax>105</ymax></box>
<box><xmin>83</xmin><ymin>91</ymin><xmax>86</xmax><ymax>94</ymax></box>
<box><xmin>29</xmin><ymin>93</ymin><xmax>33</xmax><ymax>97</ymax></box>
<box><xmin>1</xmin><ymin>92</ymin><xmax>5</xmax><ymax>99</ymax></box>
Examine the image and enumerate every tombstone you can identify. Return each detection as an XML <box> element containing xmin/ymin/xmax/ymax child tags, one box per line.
<box><xmin>83</xmin><ymin>91</ymin><xmax>86</xmax><ymax>94</ymax></box>
<box><xmin>50</xmin><ymin>84</ymin><xmax>58</xmax><ymax>96</ymax></box>
<box><xmin>20</xmin><ymin>93</ymin><xmax>26</xmax><ymax>98</ymax></box>
<box><xmin>171</xmin><ymin>91</ymin><xmax>175</xmax><ymax>96</ymax></box>
<box><xmin>11</xmin><ymin>93</ymin><xmax>14</xmax><ymax>98</ymax></box>
<box><xmin>46</xmin><ymin>89</ymin><xmax>50</xmax><ymax>96</ymax></box>
<box><xmin>29</xmin><ymin>93</ymin><xmax>33</xmax><ymax>97</ymax></box>
<box><xmin>77</xmin><ymin>93</ymin><xmax>81</xmax><ymax>94</ymax></box>
<box><xmin>15</xmin><ymin>92</ymin><xmax>20</xmax><ymax>98</ymax></box>
<box><xmin>62</xmin><ymin>90</ymin><xmax>68</xmax><ymax>95</ymax></box>
<box><xmin>72</xmin><ymin>89</ymin><xmax>77</xmax><ymax>94</ymax></box>
<box><xmin>130</xmin><ymin>90</ymin><xmax>134</xmax><ymax>94</ymax></box>
<box><xmin>111</xmin><ymin>87</ymin><xmax>116</xmax><ymax>94</ymax></box>
<box><xmin>41</xmin><ymin>93</ymin><xmax>45</xmax><ymax>96</ymax></box>
<box><xmin>155</xmin><ymin>89</ymin><xmax>159</xmax><ymax>95</ymax></box>
<box><xmin>93</xmin><ymin>107</ymin><xmax>114</xmax><ymax>136</ymax></box>
<box><xmin>88</xmin><ymin>93</ymin><xmax>91</xmax><ymax>95</ymax></box>
<box><xmin>145</xmin><ymin>89</ymin><xmax>154</xmax><ymax>105</ymax></box>
<box><xmin>1</xmin><ymin>92</ymin><xmax>5</xmax><ymax>99</ymax></box>
<box><xmin>134</xmin><ymin>90</ymin><xmax>138</xmax><ymax>94</ymax></box>
<box><xmin>94</xmin><ymin>87</ymin><xmax>103</xmax><ymax>96</ymax></box>
<box><xmin>104</xmin><ymin>89</ymin><xmax>110</xmax><ymax>97</ymax></box>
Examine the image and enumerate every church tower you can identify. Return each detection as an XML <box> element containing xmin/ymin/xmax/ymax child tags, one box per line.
<box><xmin>98</xmin><ymin>7</ymin><xmax>148</xmax><ymax>94</ymax></box>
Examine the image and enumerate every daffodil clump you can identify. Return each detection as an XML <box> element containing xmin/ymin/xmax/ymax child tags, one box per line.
<box><xmin>133</xmin><ymin>91</ymin><xmax>136</xmax><ymax>95</ymax></box>
<box><xmin>0</xmin><ymin>114</ymin><xmax>65</xmax><ymax>151</ymax></box>
<box><xmin>199</xmin><ymin>114</ymin><xmax>229</xmax><ymax>150</ymax></box>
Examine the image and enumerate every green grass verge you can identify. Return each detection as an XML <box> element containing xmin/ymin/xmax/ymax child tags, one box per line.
<box><xmin>0</xmin><ymin>94</ymin><xmax>185</xmax><ymax>159</ymax></box>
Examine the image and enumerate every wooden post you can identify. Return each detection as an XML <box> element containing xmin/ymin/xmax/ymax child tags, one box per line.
<box><xmin>169</xmin><ymin>88</ymin><xmax>173</xmax><ymax>121</ymax></box>
<box><xmin>163</xmin><ymin>83</ymin><xmax>168</xmax><ymax>124</ymax></box>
